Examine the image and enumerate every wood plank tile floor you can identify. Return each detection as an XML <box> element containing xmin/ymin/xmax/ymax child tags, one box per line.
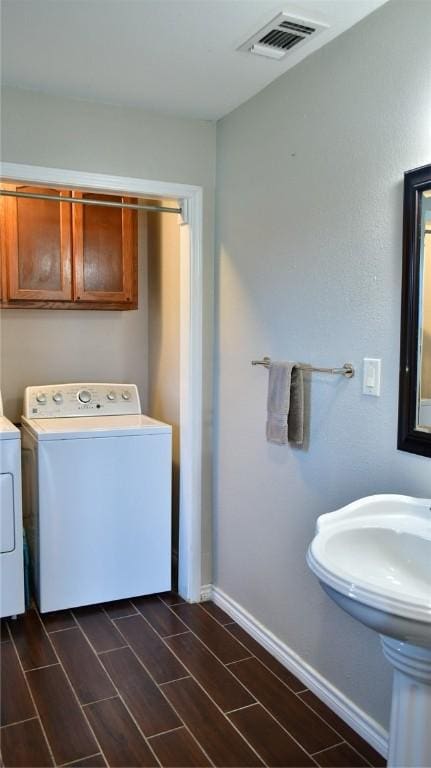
<box><xmin>0</xmin><ymin>598</ymin><xmax>386</xmax><ymax>768</ymax></box>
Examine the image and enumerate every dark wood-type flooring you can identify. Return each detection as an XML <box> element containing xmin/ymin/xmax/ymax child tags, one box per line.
<box><xmin>0</xmin><ymin>596</ymin><xmax>386</xmax><ymax>767</ymax></box>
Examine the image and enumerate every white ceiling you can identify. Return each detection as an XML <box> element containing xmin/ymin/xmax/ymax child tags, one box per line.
<box><xmin>1</xmin><ymin>0</ymin><xmax>388</xmax><ymax>121</ymax></box>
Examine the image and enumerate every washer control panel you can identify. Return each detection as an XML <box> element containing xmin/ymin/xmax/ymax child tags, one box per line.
<box><xmin>23</xmin><ymin>383</ymin><xmax>141</xmax><ymax>418</ymax></box>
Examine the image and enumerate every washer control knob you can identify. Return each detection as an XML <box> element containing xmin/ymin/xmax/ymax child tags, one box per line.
<box><xmin>36</xmin><ymin>392</ymin><xmax>47</xmax><ymax>404</ymax></box>
<box><xmin>52</xmin><ymin>392</ymin><xmax>63</xmax><ymax>404</ymax></box>
<box><xmin>122</xmin><ymin>391</ymin><xmax>131</xmax><ymax>401</ymax></box>
<box><xmin>107</xmin><ymin>391</ymin><xmax>116</xmax><ymax>401</ymax></box>
<box><xmin>78</xmin><ymin>390</ymin><xmax>92</xmax><ymax>404</ymax></box>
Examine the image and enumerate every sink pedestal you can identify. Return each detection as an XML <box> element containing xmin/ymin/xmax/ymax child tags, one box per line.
<box><xmin>381</xmin><ymin>637</ymin><xmax>431</xmax><ymax>768</ymax></box>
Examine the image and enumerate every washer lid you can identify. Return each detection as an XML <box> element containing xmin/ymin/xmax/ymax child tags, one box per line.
<box><xmin>21</xmin><ymin>414</ymin><xmax>172</xmax><ymax>440</ymax></box>
<box><xmin>0</xmin><ymin>417</ymin><xmax>20</xmax><ymax>440</ymax></box>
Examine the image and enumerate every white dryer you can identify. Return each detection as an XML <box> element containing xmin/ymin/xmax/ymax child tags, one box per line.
<box><xmin>0</xmin><ymin>392</ymin><xmax>25</xmax><ymax>618</ymax></box>
<box><xmin>21</xmin><ymin>383</ymin><xmax>172</xmax><ymax>613</ymax></box>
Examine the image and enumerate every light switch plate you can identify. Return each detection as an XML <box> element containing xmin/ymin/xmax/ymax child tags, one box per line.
<box><xmin>363</xmin><ymin>358</ymin><xmax>381</xmax><ymax>396</ymax></box>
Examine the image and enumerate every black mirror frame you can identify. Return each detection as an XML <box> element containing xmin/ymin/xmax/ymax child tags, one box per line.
<box><xmin>398</xmin><ymin>163</ymin><xmax>431</xmax><ymax>458</ymax></box>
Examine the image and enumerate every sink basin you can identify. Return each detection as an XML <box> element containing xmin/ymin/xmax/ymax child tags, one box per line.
<box><xmin>307</xmin><ymin>494</ymin><xmax>431</xmax><ymax>646</ymax></box>
<box><xmin>307</xmin><ymin>494</ymin><xmax>431</xmax><ymax>767</ymax></box>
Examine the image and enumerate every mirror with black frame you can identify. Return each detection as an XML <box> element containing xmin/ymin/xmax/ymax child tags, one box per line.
<box><xmin>398</xmin><ymin>163</ymin><xmax>431</xmax><ymax>457</ymax></box>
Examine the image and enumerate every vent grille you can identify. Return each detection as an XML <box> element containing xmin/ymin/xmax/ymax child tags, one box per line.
<box><xmin>279</xmin><ymin>20</ymin><xmax>316</xmax><ymax>35</ymax></box>
<box><xmin>259</xmin><ymin>30</ymin><xmax>303</xmax><ymax>51</ymax></box>
<box><xmin>239</xmin><ymin>12</ymin><xmax>328</xmax><ymax>60</ymax></box>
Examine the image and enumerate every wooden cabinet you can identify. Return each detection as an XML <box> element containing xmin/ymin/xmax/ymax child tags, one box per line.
<box><xmin>0</xmin><ymin>185</ymin><xmax>137</xmax><ymax>310</ymax></box>
<box><xmin>1</xmin><ymin>184</ymin><xmax>73</xmax><ymax>302</ymax></box>
<box><xmin>72</xmin><ymin>193</ymin><xmax>135</xmax><ymax>305</ymax></box>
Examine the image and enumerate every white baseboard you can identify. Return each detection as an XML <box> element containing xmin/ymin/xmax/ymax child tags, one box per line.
<box><xmin>204</xmin><ymin>584</ymin><xmax>388</xmax><ymax>759</ymax></box>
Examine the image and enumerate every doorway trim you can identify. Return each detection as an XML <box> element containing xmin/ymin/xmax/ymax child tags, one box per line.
<box><xmin>0</xmin><ymin>161</ymin><xmax>203</xmax><ymax>603</ymax></box>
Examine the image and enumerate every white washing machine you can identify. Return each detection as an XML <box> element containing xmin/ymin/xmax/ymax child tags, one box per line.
<box><xmin>0</xmin><ymin>392</ymin><xmax>25</xmax><ymax>618</ymax></box>
<box><xmin>21</xmin><ymin>383</ymin><xmax>172</xmax><ymax>613</ymax></box>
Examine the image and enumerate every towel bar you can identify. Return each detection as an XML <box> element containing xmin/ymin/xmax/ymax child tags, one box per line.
<box><xmin>251</xmin><ymin>357</ymin><xmax>355</xmax><ymax>378</ymax></box>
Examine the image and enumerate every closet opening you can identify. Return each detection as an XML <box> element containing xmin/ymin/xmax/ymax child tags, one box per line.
<box><xmin>0</xmin><ymin>164</ymin><xmax>203</xmax><ymax>602</ymax></box>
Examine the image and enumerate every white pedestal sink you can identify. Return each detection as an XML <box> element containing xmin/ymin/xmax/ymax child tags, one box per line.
<box><xmin>307</xmin><ymin>494</ymin><xmax>431</xmax><ymax>768</ymax></box>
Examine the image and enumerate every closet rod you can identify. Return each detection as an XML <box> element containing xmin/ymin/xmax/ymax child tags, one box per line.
<box><xmin>0</xmin><ymin>189</ymin><xmax>182</xmax><ymax>215</ymax></box>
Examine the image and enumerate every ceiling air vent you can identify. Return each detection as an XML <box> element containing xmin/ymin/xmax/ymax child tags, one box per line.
<box><xmin>239</xmin><ymin>12</ymin><xmax>328</xmax><ymax>60</ymax></box>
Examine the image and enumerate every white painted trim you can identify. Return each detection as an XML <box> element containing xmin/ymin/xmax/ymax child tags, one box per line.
<box><xmin>209</xmin><ymin>584</ymin><xmax>388</xmax><ymax>759</ymax></box>
<box><xmin>0</xmin><ymin>161</ymin><xmax>203</xmax><ymax>603</ymax></box>
<box><xmin>178</xmin><ymin>192</ymin><xmax>203</xmax><ymax>602</ymax></box>
<box><xmin>0</xmin><ymin>163</ymin><xmax>200</xmax><ymax>200</ymax></box>
<box><xmin>200</xmin><ymin>584</ymin><xmax>213</xmax><ymax>602</ymax></box>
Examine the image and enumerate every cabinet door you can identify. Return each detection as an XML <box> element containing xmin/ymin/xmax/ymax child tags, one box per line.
<box><xmin>1</xmin><ymin>184</ymin><xmax>72</xmax><ymax>301</ymax></box>
<box><xmin>72</xmin><ymin>192</ymin><xmax>136</xmax><ymax>305</ymax></box>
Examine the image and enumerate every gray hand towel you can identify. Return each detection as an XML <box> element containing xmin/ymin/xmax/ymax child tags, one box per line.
<box><xmin>266</xmin><ymin>362</ymin><xmax>304</xmax><ymax>445</ymax></box>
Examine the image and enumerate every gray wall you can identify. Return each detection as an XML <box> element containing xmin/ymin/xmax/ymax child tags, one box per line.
<box><xmin>0</xmin><ymin>87</ymin><xmax>216</xmax><ymax>584</ymax></box>
<box><xmin>215</xmin><ymin>0</ymin><xmax>431</xmax><ymax>731</ymax></box>
<box><xmin>147</xmin><ymin>204</ymin><xmax>181</xmax><ymax>579</ymax></box>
